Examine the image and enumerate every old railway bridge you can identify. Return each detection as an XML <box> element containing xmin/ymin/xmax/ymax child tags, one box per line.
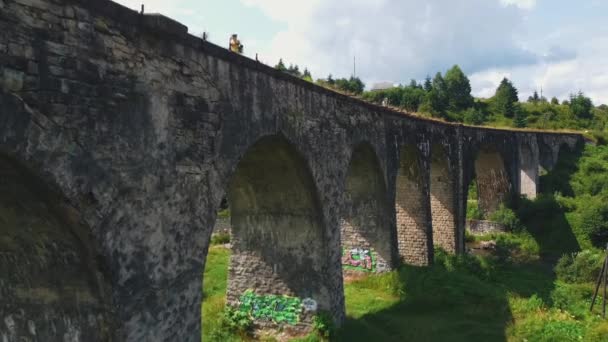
<box><xmin>0</xmin><ymin>0</ymin><xmax>583</xmax><ymax>340</ymax></box>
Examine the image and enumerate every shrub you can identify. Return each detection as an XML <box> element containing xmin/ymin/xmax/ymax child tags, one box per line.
<box><xmin>434</xmin><ymin>248</ymin><xmax>494</xmax><ymax>279</ymax></box>
<box><xmin>466</xmin><ymin>203</ymin><xmax>484</xmax><ymax>220</ymax></box>
<box><xmin>550</xmin><ymin>282</ymin><xmax>593</xmax><ymax>318</ymax></box>
<box><xmin>489</xmin><ymin>204</ymin><xmax>522</xmax><ymax>232</ymax></box>
<box><xmin>222</xmin><ymin>306</ymin><xmax>253</xmax><ymax>334</ymax></box>
<box><xmin>555</xmin><ymin>249</ymin><xmax>604</xmax><ymax>283</ymax></box>
<box><xmin>578</xmin><ymin>198</ymin><xmax>608</xmax><ymax>244</ymax></box>
<box><xmin>211</xmin><ymin>232</ymin><xmax>231</xmax><ymax>245</ymax></box>
<box><xmin>312</xmin><ymin>311</ymin><xmax>334</xmax><ymax>339</ymax></box>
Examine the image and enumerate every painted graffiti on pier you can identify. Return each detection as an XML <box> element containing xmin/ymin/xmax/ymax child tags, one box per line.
<box><xmin>238</xmin><ymin>290</ymin><xmax>310</xmax><ymax>325</ymax></box>
<box><xmin>341</xmin><ymin>247</ymin><xmax>376</xmax><ymax>272</ymax></box>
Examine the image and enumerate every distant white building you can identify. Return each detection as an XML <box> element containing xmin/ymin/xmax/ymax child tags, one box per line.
<box><xmin>370</xmin><ymin>82</ymin><xmax>395</xmax><ymax>91</ymax></box>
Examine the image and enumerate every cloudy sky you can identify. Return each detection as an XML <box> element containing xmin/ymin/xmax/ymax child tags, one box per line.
<box><xmin>114</xmin><ymin>0</ymin><xmax>608</xmax><ymax>104</ymax></box>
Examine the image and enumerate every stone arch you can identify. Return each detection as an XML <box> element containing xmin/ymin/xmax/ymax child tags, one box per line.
<box><xmin>474</xmin><ymin>145</ymin><xmax>511</xmax><ymax>215</ymax></box>
<box><xmin>430</xmin><ymin>144</ymin><xmax>457</xmax><ymax>253</ymax></box>
<box><xmin>340</xmin><ymin>143</ymin><xmax>393</xmax><ymax>274</ymax></box>
<box><xmin>519</xmin><ymin>143</ymin><xmax>538</xmax><ymax>199</ymax></box>
<box><xmin>395</xmin><ymin>145</ymin><xmax>431</xmax><ymax>266</ymax></box>
<box><xmin>225</xmin><ymin>135</ymin><xmax>330</xmax><ymax>331</ymax></box>
<box><xmin>0</xmin><ymin>154</ymin><xmax>114</xmax><ymax>341</ymax></box>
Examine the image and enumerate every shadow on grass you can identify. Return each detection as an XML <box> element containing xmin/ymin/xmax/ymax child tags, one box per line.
<box><xmin>517</xmin><ymin>144</ymin><xmax>584</xmax><ymax>261</ymax></box>
<box><xmin>335</xmin><ymin>252</ymin><xmax>563</xmax><ymax>342</ymax></box>
<box><xmin>335</xmin><ymin>145</ymin><xmax>586</xmax><ymax>342</ymax></box>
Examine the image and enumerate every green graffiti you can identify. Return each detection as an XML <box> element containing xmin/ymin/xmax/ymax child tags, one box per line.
<box><xmin>238</xmin><ymin>290</ymin><xmax>302</xmax><ymax>325</ymax></box>
<box><xmin>342</xmin><ymin>247</ymin><xmax>376</xmax><ymax>272</ymax></box>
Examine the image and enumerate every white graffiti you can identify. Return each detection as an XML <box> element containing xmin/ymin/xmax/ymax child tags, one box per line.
<box><xmin>302</xmin><ymin>298</ymin><xmax>318</xmax><ymax>312</ymax></box>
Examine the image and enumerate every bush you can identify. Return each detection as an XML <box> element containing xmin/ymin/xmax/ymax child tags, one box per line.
<box><xmin>466</xmin><ymin>202</ymin><xmax>484</xmax><ymax>220</ymax></box>
<box><xmin>550</xmin><ymin>282</ymin><xmax>593</xmax><ymax>318</ymax></box>
<box><xmin>211</xmin><ymin>232</ymin><xmax>231</xmax><ymax>245</ymax></box>
<box><xmin>312</xmin><ymin>311</ymin><xmax>334</xmax><ymax>339</ymax></box>
<box><xmin>435</xmin><ymin>248</ymin><xmax>495</xmax><ymax>280</ymax></box>
<box><xmin>578</xmin><ymin>197</ymin><xmax>608</xmax><ymax>244</ymax></box>
<box><xmin>207</xmin><ymin>306</ymin><xmax>252</xmax><ymax>341</ymax></box>
<box><xmin>555</xmin><ymin>249</ymin><xmax>604</xmax><ymax>283</ymax></box>
<box><xmin>489</xmin><ymin>204</ymin><xmax>522</xmax><ymax>232</ymax></box>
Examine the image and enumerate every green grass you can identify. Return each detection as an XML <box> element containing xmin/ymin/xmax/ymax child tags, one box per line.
<box><xmin>202</xmin><ymin>246</ymin><xmax>231</xmax><ymax>341</ymax></box>
<box><xmin>201</xmin><ymin>243</ymin><xmax>608</xmax><ymax>341</ymax></box>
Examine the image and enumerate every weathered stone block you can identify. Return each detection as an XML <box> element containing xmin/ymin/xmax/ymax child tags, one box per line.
<box><xmin>2</xmin><ymin>68</ymin><xmax>24</xmax><ymax>92</ymax></box>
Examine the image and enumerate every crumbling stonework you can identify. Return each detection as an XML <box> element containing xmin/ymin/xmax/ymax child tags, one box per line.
<box><xmin>0</xmin><ymin>0</ymin><xmax>585</xmax><ymax>340</ymax></box>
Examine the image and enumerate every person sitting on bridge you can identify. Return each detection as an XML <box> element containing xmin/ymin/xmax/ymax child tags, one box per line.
<box><xmin>229</xmin><ymin>34</ymin><xmax>243</xmax><ymax>54</ymax></box>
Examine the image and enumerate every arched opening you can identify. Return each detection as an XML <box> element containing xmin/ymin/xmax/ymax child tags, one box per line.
<box><xmin>340</xmin><ymin>143</ymin><xmax>393</xmax><ymax>275</ymax></box>
<box><xmin>0</xmin><ymin>154</ymin><xmax>114</xmax><ymax>340</ymax></box>
<box><xmin>395</xmin><ymin>145</ymin><xmax>431</xmax><ymax>266</ymax></box>
<box><xmin>224</xmin><ymin>135</ymin><xmax>329</xmax><ymax>332</ymax></box>
<box><xmin>519</xmin><ymin>143</ymin><xmax>538</xmax><ymax>199</ymax></box>
<box><xmin>474</xmin><ymin>146</ymin><xmax>511</xmax><ymax>215</ymax></box>
<box><xmin>430</xmin><ymin>144</ymin><xmax>456</xmax><ymax>253</ymax></box>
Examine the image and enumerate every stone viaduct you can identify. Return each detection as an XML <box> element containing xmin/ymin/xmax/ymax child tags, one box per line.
<box><xmin>0</xmin><ymin>0</ymin><xmax>583</xmax><ymax>340</ymax></box>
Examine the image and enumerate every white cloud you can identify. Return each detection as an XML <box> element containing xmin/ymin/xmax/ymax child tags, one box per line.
<box><xmin>500</xmin><ymin>0</ymin><xmax>537</xmax><ymax>10</ymax></box>
<box><xmin>471</xmin><ymin>35</ymin><xmax>608</xmax><ymax>104</ymax></box>
<box><xmin>112</xmin><ymin>0</ymin><xmax>607</xmax><ymax>105</ymax></box>
<box><xmin>248</xmin><ymin>0</ymin><xmax>543</xmax><ymax>82</ymax></box>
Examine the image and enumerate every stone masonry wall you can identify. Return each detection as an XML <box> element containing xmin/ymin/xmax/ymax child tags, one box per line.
<box><xmin>430</xmin><ymin>144</ymin><xmax>457</xmax><ymax>253</ymax></box>
<box><xmin>0</xmin><ymin>155</ymin><xmax>114</xmax><ymax>342</ymax></box>
<box><xmin>475</xmin><ymin>147</ymin><xmax>511</xmax><ymax>215</ymax></box>
<box><xmin>467</xmin><ymin>220</ymin><xmax>509</xmax><ymax>235</ymax></box>
<box><xmin>226</xmin><ymin>136</ymin><xmax>328</xmax><ymax>333</ymax></box>
<box><xmin>519</xmin><ymin>141</ymin><xmax>539</xmax><ymax>199</ymax></box>
<box><xmin>395</xmin><ymin>145</ymin><xmax>431</xmax><ymax>266</ymax></box>
<box><xmin>341</xmin><ymin>144</ymin><xmax>393</xmax><ymax>274</ymax></box>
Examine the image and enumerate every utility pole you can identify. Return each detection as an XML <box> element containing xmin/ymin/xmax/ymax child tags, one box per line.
<box><xmin>353</xmin><ymin>55</ymin><xmax>356</xmax><ymax>78</ymax></box>
<box><xmin>540</xmin><ymin>86</ymin><xmax>543</xmax><ymax>99</ymax></box>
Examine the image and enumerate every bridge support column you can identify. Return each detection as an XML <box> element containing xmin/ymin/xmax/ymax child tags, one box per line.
<box><xmin>225</xmin><ymin>136</ymin><xmax>334</xmax><ymax>334</ymax></box>
<box><xmin>475</xmin><ymin>147</ymin><xmax>511</xmax><ymax>215</ymax></box>
<box><xmin>395</xmin><ymin>145</ymin><xmax>432</xmax><ymax>266</ymax></box>
<box><xmin>518</xmin><ymin>141</ymin><xmax>539</xmax><ymax>199</ymax></box>
<box><xmin>340</xmin><ymin>144</ymin><xmax>394</xmax><ymax>275</ymax></box>
<box><xmin>430</xmin><ymin>144</ymin><xmax>458</xmax><ymax>253</ymax></box>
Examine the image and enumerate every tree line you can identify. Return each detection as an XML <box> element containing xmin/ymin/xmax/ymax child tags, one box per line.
<box><xmin>273</xmin><ymin>59</ymin><xmax>607</xmax><ymax>131</ymax></box>
<box><xmin>274</xmin><ymin>58</ymin><xmax>365</xmax><ymax>95</ymax></box>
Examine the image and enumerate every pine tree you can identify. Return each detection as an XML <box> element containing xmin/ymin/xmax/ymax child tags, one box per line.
<box><xmin>275</xmin><ymin>58</ymin><xmax>287</xmax><ymax>72</ymax></box>
<box><xmin>493</xmin><ymin>77</ymin><xmax>519</xmax><ymax>117</ymax></box>
<box><xmin>528</xmin><ymin>91</ymin><xmax>540</xmax><ymax>103</ymax></box>
<box><xmin>302</xmin><ymin>68</ymin><xmax>312</xmax><ymax>82</ymax></box>
<box><xmin>422</xmin><ymin>72</ymin><xmax>449</xmax><ymax>116</ymax></box>
<box><xmin>569</xmin><ymin>91</ymin><xmax>593</xmax><ymax>119</ymax></box>
<box><xmin>444</xmin><ymin>65</ymin><xmax>473</xmax><ymax>111</ymax></box>
<box><xmin>513</xmin><ymin>108</ymin><xmax>527</xmax><ymax>127</ymax></box>
<box><xmin>423</xmin><ymin>76</ymin><xmax>432</xmax><ymax>92</ymax></box>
